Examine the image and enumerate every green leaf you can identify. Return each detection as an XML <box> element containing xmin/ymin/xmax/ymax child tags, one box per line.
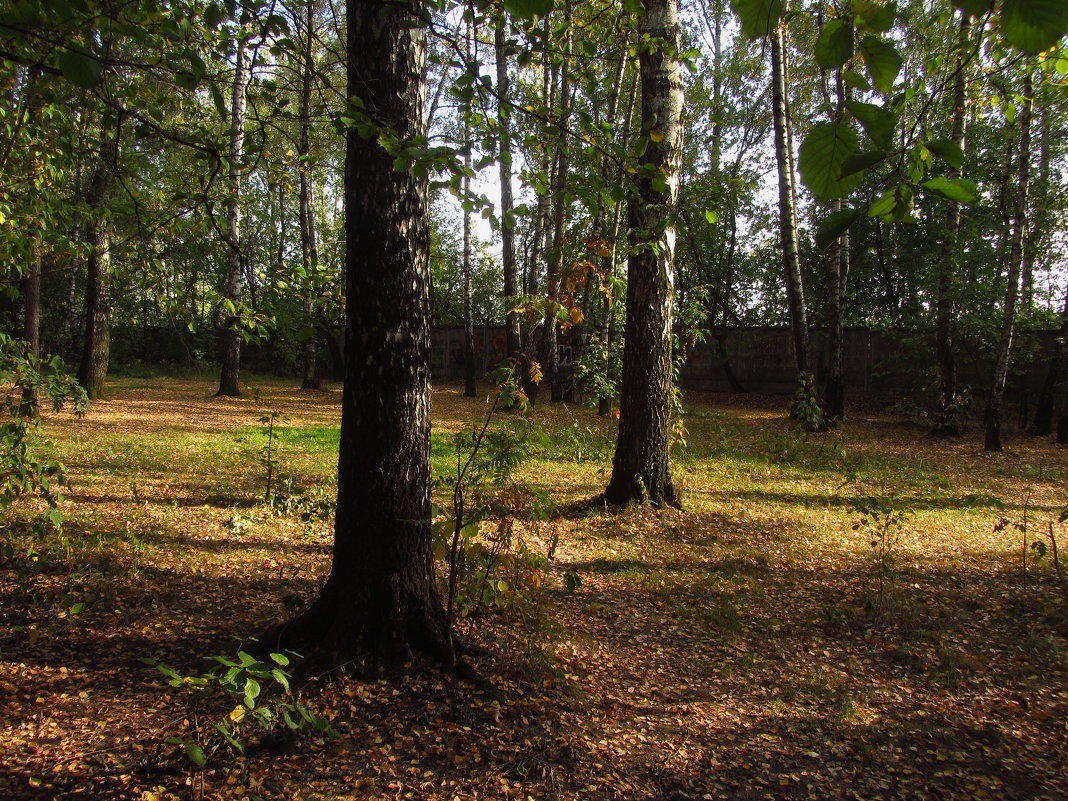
<box><xmin>815</xmin><ymin>207</ymin><xmax>863</xmax><ymax>249</ymax></box>
<box><xmin>869</xmin><ymin>185</ymin><xmax>901</xmax><ymax>218</ymax></box>
<box><xmin>922</xmin><ymin>176</ymin><xmax>977</xmax><ymax>204</ymax></box>
<box><xmin>798</xmin><ymin>121</ymin><xmax>863</xmax><ymax>199</ymax></box>
<box><xmin>845</xmin><ymin>99</ymin><xmax>895</xmax><ymax>150</ymax></box>
<box><xmin>622</xmin><ymin>0</ymin><xmax>644</xmax><ymax>14</ymax></box>
<box><xmin>924</xmin><ymin>137</ymin><xmax>965</xmax><ymax>170</ymax></box>
<box><xmin>503</xmin><ymin>0</ymin><xmax>555</xmax><ymax>19</ymax></box>
<box><xmin>842</xmin><ymin>70</ymin><xmax>872</xmax><ymax>90</ymax></box>
<box><xmin>704</xmin><ymin>209</ymin><xmax>719</xmax><ymax>224</ymax></box>
<box><xmin>729</xmin><ymin>0</ymin><xmax>783</xmax><ymax>39</ymax></box>
<box><xmin>185</xmin><ymin>742</ymin><xmax>206</xmax><ymax>767</ymax></box>
<box><xmin>815</xmin><ymin>18</ymin><xmax>855</xmax><ymax>69</ymax></box>
<box><xmin>999</xmin><ymin>0</ymin><xmax>1068</xmax><ymax>54</ymax></box>
<box><xmin>839</xmin><ymin>150</ymin><xmax>886</xmax><ymax>178</ymax></box>
<box><xmin>859</xmin><ymin>35</ymin><xmax>902</xmax><ymax>92</ymax></box>
<box><xmin>858</xmin><ymin>1</ymin><xmax>897</xmax><ymax>32</ymax></box>
<box><xmin>57</xmin><ymin>49</ymin><xmax>103</xmax><ymax>89</ymax></box>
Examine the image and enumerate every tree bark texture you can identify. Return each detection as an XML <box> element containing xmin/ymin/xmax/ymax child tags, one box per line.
<box><xmin>603</xmin><ymin>0</ymin><xmax>683</xmax><ymax>507</ymax></box>
<box><xmin>462</xmin><ymin>16</ymin><xmax>477</xmax><ymax>398</ymax></box>
<box><xmin>984</xmin><ymin>68</ymin><xmax>1032</xmax><ymax>452</ymax></box>
<box><xmin>931</xmin><ymin>16</ymin><xmax>969</xmax><ymax>437</ymax></box>
<box><xmin>218</xmin><ymin>11</ymin><xmax>252</xmax><ymax>397</ymax></box>
<box><xmin>770</xmin><ymin>25</ymin><xmax>810</xmax><ymax>381</ymax></box>
<box><xmin>495</xmin><ymin>18</ymin><xmax>521</xmax><ymax>361</ymax></box>
<box><xmin>278</xmin><ymin>0</ymin><xmax>450</xmax><ymax>670</ymax></box>
<box><xmin>299</xmin><ymin>0</ymin><xmax>321</xmax><ymax>390</ymax></box>
<box><xmin>78</xmin><ymin>116</ymin><xmax>120</xmax><ymax>400</ymax></box>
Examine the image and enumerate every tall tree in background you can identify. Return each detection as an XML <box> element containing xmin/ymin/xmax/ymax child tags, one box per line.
<box><xmin>298</xmin><ymin>0</ymin><xmax>322</xmax><ymax>391</ymax></box>
<box><xmin>770</xmin><ymin>21</ymin><xmax>813</xmax><ymax>413</ymax></box>
<box><xmin>984</xmin><ymin>67</ymin><xmax>1033</xmax><ymax>452</ymax></box>
<box><xmin>603</xmin><ymin>0</ymin><xmax>684</xmax><ymax>507</ymax></box>
<box><xmin>217</xmin><ymin>8</ymin><xmax>253</xmax><ymax>397</ymax></box>
<box><xmin>930</xmin><ymin>13</ymin><xmax>970</xmax><ymax>437</ymax></box>
<box><xmin>78</xmin><ymin>113</ymin><xmax>121</xmax><ymax>400</ymax></box>
<box><xmin>278</xmin><ymin>0</ymin><xmax>453</xmax><ymax>668</ymax></box>
<box><xmin>495</xmin><ymin>16</ymin><xmax>520</xmax><ymax>361</ymax></box>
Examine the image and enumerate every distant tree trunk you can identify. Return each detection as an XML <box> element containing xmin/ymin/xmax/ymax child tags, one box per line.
<box><xmin>931</xmin><ymin>15</ymin><xmax>970</xmax><ymax>437</ymax></box>
<box><xmin>984</xmin><ymin>68</ymin><xmax>1033</xmax><ymax>453</ymax></box>
<box><xmin>21</xmin><ymin>240</ymin><xmax>41</xmax><ymax>410</ymax></box>
<box><xmin>603</xmin><ymin>0</ymin><xmax>683</xmax><ymax>507</ymax></box>
<box><xmin>495</xmin><ymin>17</ymin><xmax>520</xmax><ymax>362</ymax></box>
<box><xmin>218</xmin><ymin>10</ymin><xmax>252</xmax><ymax>397</ymax></box>
<box><xmin>461</xmin><ymin>16</ymin><xmax>477</xmax><ymax>398</ymax></box>
<box><xmin>770</xmin><ymin>23</ymin><xmax>813</xmax><ymax>407</ymax></box>
<box><xmin>823</xmin><ymin>66</ymin><xmax>850</xmax><ymax>425</ymax></box>
<box><xmin>78</xmin><ymin>115</ymin><xmax>120</xmax><ymax>400</ymax></box>
<box><xmin>298</xmin><ymin>0</ymin><xmax>320</xmax><ymax>390</ymax></box>
<box><xmin>277</xmin><ymin>0</ymin><xmax>451</xmax><ymax>670</ymax></box>
<box><xmin>543</xmin><ymin>2</ymin><xmax>573</xmax><ymax>403</ymax></box>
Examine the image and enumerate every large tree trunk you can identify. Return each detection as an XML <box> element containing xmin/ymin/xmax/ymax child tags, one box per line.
<box><xmin>217</xmin><ymin>10</ymin><xmax>252</xmax><ymax>397</ymax></box>
<box><xmin>984</xmin><ymin>68</ymin><xmax>1033</xmax><ymax>452</ymax></box>
<box><xmin>298</xmin><ymin>0</ymin><xmax>321</xmax><ymax>391</ymax></box>
<box><xmin>931</xmin><ymin>15</ymin><xmax>970</xmax><ymax>437</ymax></box>
<box><xmin>603</xmin><ymin>0</ymin><xmax>683</xmax><ymax>508</ymax></box>
<box><xmin>277</xmin><ymin>0</ymin><xmax>450</xmax><ymax>671</ymax></box>
<box><xmin>770</xmin><ymin>23</ymin><xmax>813</xmax><ymax>408</ymax></box>
<box><xmin>78</xmin><ymin>115</ymin><xmax>120</xmax><ymax>400</ymax></box>
<box><xmin>495</xmin><ymin>17</ymin><xmax>520</xmax><ymax>362</ymax></box>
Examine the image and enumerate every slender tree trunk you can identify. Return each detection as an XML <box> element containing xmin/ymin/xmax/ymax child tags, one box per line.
<box><xmin>19</xmin><ymin>68</ymin><xmax>42</xmax><ymax>410</ymax></box>
<box><xmin>277</xmin><ymin>0</ymin><xmax>451</xmax><ymax>671</ymax></box>
<box><xmin>824</xmin><ymin>65</ymin><xmax>850</xmax><ymax>425</ymax></box>
<box><xmin>298</xmin><ymin>0</ymin><xmax>321</xmax><ymax>390</ymax></box>
<box><xmin>932</xmin><ymin>16</ymin><xmax>970</xmax><ymax>437</ymax></box>
<box><xmin>544</xmin><ymin>2</ymin><xmax>573</xmax><ymax>403</ymax></box>
<box><xmin>984</xmin><ymin>68</ymin><xmax>1033</xmax><ymax>452</ymax></box>
<box><xmin>78</xmin><ymin>115</ymin><xmax>120</xmax><ymax>400</ymax></box>
<box><xmin>495</xmin><ymin>18</ymin><xmax>520</xmax><ymax>362</ymax></box>
<box><xmin>461</xmin><ymin>15</ymin><xmax>477</xmax><ymax>398</ymax></box>
<box><xmin>770</xmin><ymin>24</ymin><xmax>813</xmax><ymax>404</ymax></box>
<box><xmin>218</xmin><ymin>11</ymin><xmax>252</xmax><ymax>397</ymax></box>
<box><xmin>603</xmin><ymin>0</ymin><xmax>684</xmax><ymax>507</ymax></box>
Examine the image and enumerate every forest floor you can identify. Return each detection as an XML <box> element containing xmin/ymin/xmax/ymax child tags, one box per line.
<box><xmin>1</xmin><ymin>376</ymin><xmax>1067</xmax><ymax>801</ymax></box>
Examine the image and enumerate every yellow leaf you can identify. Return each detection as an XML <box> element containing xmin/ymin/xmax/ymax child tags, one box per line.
<box><xmin>229</xmin><ymin>705</ymin><xmax>247</xmax><ymax>722</ymax></box>
<box><xmin>649</xmin><ymin>130</ymin><xmax>664</xmax><ymax>142</ymax></box>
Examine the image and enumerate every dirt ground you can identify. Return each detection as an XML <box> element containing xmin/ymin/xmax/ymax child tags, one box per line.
<box><xmin>1</xmin><ymin>378</ymin><xmax>1066</xmax><ymax>800</ymax></box>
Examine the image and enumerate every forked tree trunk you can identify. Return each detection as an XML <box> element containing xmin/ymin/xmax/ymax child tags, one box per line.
<box><xmin>276</xmin><ymin>0</ymin><xmax>451</xmax><ymax>671</ymax></box>
<box><xmin>603</xmin><ymin>0</ymin><xmax>684</xmax><ymax>508</ymax></box>
<box><xmin>218</xmin><ymin>10</ymin><xmax>252</xmax><ymax>397</ymax></box>
<box><xmin>984</xmin><ymin>68</ymin><xmax>1033</xmax><ymax>452</ymax></box>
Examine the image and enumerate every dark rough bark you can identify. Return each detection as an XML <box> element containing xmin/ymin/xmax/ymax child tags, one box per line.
<box><xmin>603</xmin><ymin>0</ymin><xmax>683</xmax><ymax>508</ymax></box>
<box><xmin>276</xmin><ymin>0</ymin><xmax>450</xmax><ymax>671</ymax></box>
<box><xmin>217</xmin><ymin>10</ymin><xmax>252</xmax><ymax>398</ymax></box>
<box><xmin>931</xmin><ymin>15</ymin><xmax>970</xmax><ymax>438</ymax></box>
<box><xmin>984</xmin><ymin>68</ymin><xmax>1032</xmax><ymax>453</ymax></box>
<box><xmin>78</xmin><ymin>117</ymin><xmax>120</xmax><ymax>401</ymax></box>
